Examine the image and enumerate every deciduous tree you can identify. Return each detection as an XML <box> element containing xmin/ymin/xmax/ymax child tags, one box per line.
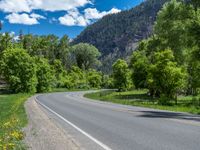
<box><xmin>0</xmin><ymin>48</ymin><xmax>37</xmax><ymax>93</ymax></box>
<box><xmin>112</xmin><ymin>59</ymin><xmax>132</xmax><ymax>91</ymax></box>
<box><xmin>72</xmin><ymin>43</ymin><xmax>101</xmax><ymax>70</ymax></box>
<box><xmin>147</xmin><ymin>50</ymin><xmax>187</xmax><ymax>100</ymax></box>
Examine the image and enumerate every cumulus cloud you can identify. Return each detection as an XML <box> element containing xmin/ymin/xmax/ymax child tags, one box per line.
<box><xmin>59</xmin><ymin>9</ymin><xmax>89</xmax><ymax>26</ymax></box>
<box><xmin>5</xmin><ymin>13</ymin><xmax>45</xmax><ymax>25</ymax></box>
<box><xmin>0</xmin><ymin>0</ymin><xmax>31</xmax><ymax>13</ymax></box>
<box><xmin>0</xmin><ymin>0</ymin><xmax>121</xmax><ymax>26</ymax></box>
<box><xmin>59</xmin><ymin>8</ymin><xmax>121</xmax><ymax>26</ymax></box>
<box><xmin>0</xmin><ymin>0</ymin><xmax>91</xmax><ymax>13</ymax></box>
<box><xmin>30</xmin><ymin>13</ymin><xmax>46</xmax><ymax>19</ymax></box>
<box><xmin>84</xmin><ymin>8</ymin><xmax>121</xmax><ymax>20</ymax></box>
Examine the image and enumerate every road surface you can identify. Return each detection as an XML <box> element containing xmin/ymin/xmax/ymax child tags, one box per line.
<box><xmin>36</xmin><ymin>91</ymin><xmax>200</xmax><ymax>150</ymax></box>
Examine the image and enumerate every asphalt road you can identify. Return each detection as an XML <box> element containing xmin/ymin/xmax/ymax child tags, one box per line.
<box><xmin>36</xmin><ymin>91</ymin><xmax>200</xmax><ymax>150</ymax></box>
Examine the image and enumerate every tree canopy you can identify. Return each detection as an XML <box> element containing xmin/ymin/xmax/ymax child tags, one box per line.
<box><xmin>72</xmin><ymin>43</ymin><xmax>101</xmax><ymax>70</ymax></box>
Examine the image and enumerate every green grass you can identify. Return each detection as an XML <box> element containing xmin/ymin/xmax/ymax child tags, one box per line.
<box><xmin>0</xmin><ymin>93</ymin><xmax>31</xmax><ymax>125</ymax></box>
<box><xmin>84</xmin><ymin>90</ymin><xmax>200</xmax><ymax>115</ymax></box>
<box><xmin>0</xmin><ymin>93</ymin><xmax>32</xmax><ymax>149</ymax></box>
<box><xmin>0</xmin><ymin>87</ymin><xmax>91</xmax><ymax>149</ymax></box>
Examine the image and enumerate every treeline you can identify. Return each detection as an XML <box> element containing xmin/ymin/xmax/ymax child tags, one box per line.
<box><xmin>0</xmin><ymin>33</ymin><xmax>104</xmax><ymax>93</ymax></box>
<box><xmin>111</xmin><ymin>0</ymin><xmax>200</xmax><ymax>102</ymax></box>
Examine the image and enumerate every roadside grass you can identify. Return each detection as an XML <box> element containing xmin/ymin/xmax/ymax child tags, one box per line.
<box><xmin>0</xmin><ymin>87</ymin><xmax>94</xmax><ymax>149</ymax></box>
<box><xmin>0</xmin><ymin>92</ymin><xmax>32</xmax><ymax>149</ymax></box>
<box><xmin>84</xmin><ymin>90</ymin><xmax>200</xmax><ymax>115</ymax></box>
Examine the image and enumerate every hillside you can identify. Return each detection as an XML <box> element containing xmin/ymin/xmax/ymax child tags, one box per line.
<box><xmin>73</xmin><ymin>0</ymin><xmax>170</xmax><ymax>73</ymax></box>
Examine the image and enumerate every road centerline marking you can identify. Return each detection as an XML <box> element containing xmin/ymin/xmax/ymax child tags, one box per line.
<box><xmin>35</xmin><ymin>96</ymin><xmax>112</xmax><ymax>150</ymax></box>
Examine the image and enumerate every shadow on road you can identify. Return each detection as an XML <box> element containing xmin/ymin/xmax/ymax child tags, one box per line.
<box><xmin>137</xmin><ymin>111</ymin><xmax>200</xmax><ymax>122</ymax></box>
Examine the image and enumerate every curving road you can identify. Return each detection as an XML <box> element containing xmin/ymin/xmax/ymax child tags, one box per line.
<box><xmin>36</xmin><ymin>91</ymin><xmax>200</xmax><ymax>150</ymax></box>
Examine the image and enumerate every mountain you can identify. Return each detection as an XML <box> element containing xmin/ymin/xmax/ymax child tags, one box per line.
<box><xmin>73</xmin><ymin>0</ymin><xmax>170</xmax><ymax>73</ymax></box>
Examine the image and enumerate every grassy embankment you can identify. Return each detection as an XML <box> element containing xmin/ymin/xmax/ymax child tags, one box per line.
<box><xmin>0</xmin><ymin>88</ymin><xmax>85</xmax><ymax>149</ymax></box>
<box><xmin>0</xmin><ymin>92</ymin><xmax>32</xmax><ymax>149</ymax></box>
<box><xmin>85</xmin><ymin>90</ymin><xmax>200</xmax><ymax>114</ymax></box>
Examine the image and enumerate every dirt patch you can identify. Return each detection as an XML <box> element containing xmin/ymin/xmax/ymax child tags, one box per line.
<box><xmin>23</xmin><ymin>96</ymin><xmax>81</xmax><ymax>150</ymax></box>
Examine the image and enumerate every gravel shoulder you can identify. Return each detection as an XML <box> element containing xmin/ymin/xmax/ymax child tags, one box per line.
<box><xmin>23</xmin><ymin>96</ymin><xmax>81</xmax><ymax>150</ymax></box>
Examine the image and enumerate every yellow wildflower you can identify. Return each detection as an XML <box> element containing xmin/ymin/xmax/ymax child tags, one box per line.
<box><xmin>3</xmin><ymin>122</ymin><xmax>12</xmax><ymax>129</ymax></box>
<box><xmin>11</xmin><ymin>131</ymin><xmax>23</xmax><ymax>140</ymax></box>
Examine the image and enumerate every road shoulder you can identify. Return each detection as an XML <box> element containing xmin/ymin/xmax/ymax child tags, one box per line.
<box><xmin>23</xmin><ymin>96</ymin><xmax>81</xmax><ymax>150</ymax></box>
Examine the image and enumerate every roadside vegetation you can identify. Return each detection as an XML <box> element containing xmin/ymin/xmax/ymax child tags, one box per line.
<box><xmin>85</xmin><ymin>90</ymin><xmax>200</xmax><ymax>114</ymax></box>
<box><xmin>0</xmin><ymin>91</ymin><xmax>32</xmax><ymax>149</ymax></box>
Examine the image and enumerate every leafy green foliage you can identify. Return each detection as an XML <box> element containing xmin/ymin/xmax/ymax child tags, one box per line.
<box><xmin>21</xmin><ymin>34</ymin><xmax>70</xmax><ymax>67</ymax></box>
<box><xmin>154</xmin><ymin>0</ymin><xmax>195</xmax><ymax>64</ymax></box>
<box><xmin>147</xmin><ymin>50</ymin><xmax>187</xmax><ymax>99</ymax></box>
<box><xmin>191</xmin><ymin>0</ymin><xmax>200</xmax><ymax>9</ymax></box>
<box><xmin>35</xmin><ymin>57</ymin><xmax>55</xmax><ymax>93</ymax></box>
<box><xmin>86</xmin><ymin>69</ymin><xmax>102</xmax><ymax>88</ymax></box>
<box><xmin>102</xmin><ymin>75</ymin><xmax>114</xmax><ymax>89</ymax></box>
<box><xmin>0</xmin><ymin>33</ymin><xmax>12</xmax><ymax>54</ymax></box>
<box><xmin>55</xmin><ymin>35</ymin><xmax>70</xmax><ymax>68</ymax></box>
<box><xmin>112</xmin><ymin>59</ymin><xmax>132</xmax><ymax>91</ymax></box>
<box><xmin>188</xmin><ymin>60</ymin><xmax>200</xmax><ymax>95</ymax></box>
<box><xmin>72</xmin><ymin>43</ymin><xmax>101</xmax><ymax>70</ymax></box>
<box><xmin>130</xmin><ymin>51</ymin><xmax>148</xmax><ymax>89</ymax></box>
<box><xmin>67</xmin><ymin>66</ymin><xmax>88</xmax><ymax>89</ymax></box>
<box><xmin>0</xmin><ymin>48</ymin><xmax>37</xmax><ymax>93</ymax></box>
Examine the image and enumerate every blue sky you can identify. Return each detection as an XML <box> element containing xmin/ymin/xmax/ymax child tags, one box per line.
<box><xmin>0</xmin><ymin>0</ymin><xmax>144</xmax><ymax>38</ymax></box>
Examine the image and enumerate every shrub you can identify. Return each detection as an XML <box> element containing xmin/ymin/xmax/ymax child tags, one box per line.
<box><xmin>87</xmin><ymin>69</ymin><xmax>102</xmax><ymax>88</ymax></box>
<box><xmin>0</xmin><ymin>48</ymin><xmax>37</xmax><ymax>93</ymax></box>
<box><xmin>35</xmin><ymin>57</ymin><xmax>56</xmax><ymax>93</ymax></box>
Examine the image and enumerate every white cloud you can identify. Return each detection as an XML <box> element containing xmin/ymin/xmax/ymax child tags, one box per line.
<box><xmin>59</xmin><ymin>9</ymin><xmax>89</xmax><ymax>26</ymax></box>
<box><xmin>0</xmin><ymin>0</ymin><xmax>91</xmax><ymax>13</ymax></box>
<box><xmin>84</xmin><ymin>8</ymin><xmax>121</xmax><ymax>20</ymax></box>
<box><xmin>0</xmin><ymin>0</ymin><xmax>121</xmax><ymax>27</ymax></box>
<box><xmin>0</xmin><ymin>0</ymin><xmax>31</xmax><ymax>13</ymax></box>
<box><xmin>30</xmin><ymin>13</ymin><xmax>46</xmax><ymax>19</ymax></box>
<box><xmin>59</xmin><ymin>8</ymin><xmax>121</xmax><ymax>26</ymax></box>
<box><xmin>5</xmin><ymin>13</ymin><xmax>45</xmax><ymax>25</ymax></box>
<box><xmin>59</xmin><ymin>15</ymin><xmax>76</xmax><ymax>26</ymax></box>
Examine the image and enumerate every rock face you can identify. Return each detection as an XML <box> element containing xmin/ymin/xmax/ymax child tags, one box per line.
<box><xmin>73</xmin><ymin>0</ymin><xmax>169</xmax><ymax>73</ymax></box>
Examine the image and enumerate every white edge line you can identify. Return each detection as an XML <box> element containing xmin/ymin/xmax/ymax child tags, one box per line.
<box><xmin>35</xmin><ymin>96</ymin><xmax>112</xmax><ymax>150</ymax></box>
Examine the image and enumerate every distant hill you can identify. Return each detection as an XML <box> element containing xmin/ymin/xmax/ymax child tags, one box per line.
<box><xmin>73</xmin><ymin>0</ymin><xmax>170</xmax><ymax>73</ymax></box>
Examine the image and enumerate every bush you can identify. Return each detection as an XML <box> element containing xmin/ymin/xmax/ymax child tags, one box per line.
<box><xmin>112</xmin><ymin>59</ymin><xmax>132</xmax><ymax>91</ymax></box>
<box><xmin>35</xmin><ymin>57</ymin><xmax>56</xmax><ymax>93</ymax></box>
<box><xmin>0</xmin><ymin>48</ymin><xmax>37</xmax><ymax>93</ymax></box>
<box><xmin>52</xmin><ymin>59</ymin><xmax>65</xmax><ymax>87</ymax></box>
<box><xmin>102</xmin><ymin>75</ymin><xmax>114</xmax><ymax>89</ymax></box>
<box><xmin>147</xmin><ymin>50</ymin><xmax>187</xmax><ymax>99</ymax></box>
<box><xmin>87</xmin><ymin>69</ymin><xmax>102</xmax><ymax>88</ymax></box>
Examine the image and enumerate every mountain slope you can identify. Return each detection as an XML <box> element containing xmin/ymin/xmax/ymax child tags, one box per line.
<box><xmin>73</xmin><ymin>0</ymin><xmax>169</xmax><ymax>73</ymax></box>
